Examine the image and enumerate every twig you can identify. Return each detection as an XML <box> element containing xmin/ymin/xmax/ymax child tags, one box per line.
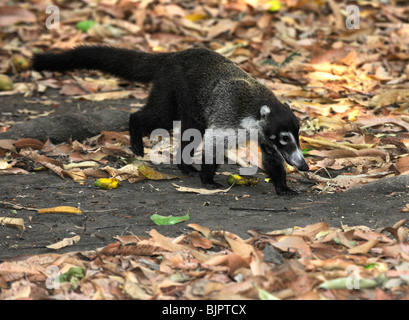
<box><xmin>81</xmin><ymin>208</ymin><xmax>119</xmax><ymax>213</ymax></box>
<box><xmin>229</xmin><ymin>207</ymin><xmax>295</xmax><ymax>212</ymax></box>
<box><xmin>0</xmin><ymin>200</ymin><xmax>38</xmax><ymax>211</ymax></box>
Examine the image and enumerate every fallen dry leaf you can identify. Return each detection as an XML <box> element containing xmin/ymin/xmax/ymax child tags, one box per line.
<box><xmin>0</xmin><ymin>217</ymin><xmax>25</xmax><ymax>231</ymax></box>
<box><xmin>46</xmin><ymin>235</ymin><xmax>81</xmax><ymax>250</ymax></box>
<box><xmin>0</xmin><ymin>220</ymin><xmax>408</xmax><ymax>299</ymax></box>
<box><xmin>172</xmin><ymin>183</ymin><xmax>234</xmax><ymax>195</ymax></box>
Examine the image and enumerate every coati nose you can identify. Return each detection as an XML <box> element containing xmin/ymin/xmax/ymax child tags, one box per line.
<box><xmin>288</xmin><ymin>149</ymin><xmax>309</xmax><ymax>171</ymax></box>
<box><xmin>297</xmin><ymin>161</ymin><xmax>309</xmax><ymax>172</ymax></box>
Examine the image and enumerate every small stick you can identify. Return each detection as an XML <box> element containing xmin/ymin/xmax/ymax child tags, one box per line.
<box><xmin>0</xmin><ymin>200</ymin><xmax>38</xmax><ymax>211</ymax></box>
<box><xmin>229</xmin><ymin>207</ymin><xmax>295</xmax><ymax>212</ymax></box>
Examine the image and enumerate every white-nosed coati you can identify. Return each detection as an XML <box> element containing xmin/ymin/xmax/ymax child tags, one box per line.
<box><xmin>32</xmin><ymin>46</ymin><xmax>309</xmax><ymax>195</ymax></box>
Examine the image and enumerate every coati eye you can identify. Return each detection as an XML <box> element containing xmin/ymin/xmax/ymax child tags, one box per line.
<box><xmin>280</xmin><ymin>136</ymin><xmax>289</xmax><ymax>145</ymax></box>
<box><xmin>279</xmin><ymin>132</ymin><xmax>291</xmax><ymax>145</ymax></box>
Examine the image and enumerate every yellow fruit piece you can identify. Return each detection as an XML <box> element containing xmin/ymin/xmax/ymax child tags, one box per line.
<box><xmin>267</xmin><ymin>0</ymin><xmax>282</xmax><ymax>12</ymax></box>
<box><xmin>94</xmin><ymin>177</ymin><xmax>120</xmax><ymax>189</ymax></box>
<box><xmin>227</xmin><ymin>174</ymin><xmax>259</xmax><ymax>186</ymax></box>
<box><xmin>0</xmin><ymin>74</ymin><xmax>13</xmax><ymax>91</ymax></box>
<box><xmin>11</xmin><ymin>54</ymin><xmax>29</xmax><ymax>72</ymax></box>
<box><xmin>38</xmin><ymin>206</ymin><xmax>82</xmax><ymax>215</ymax></box>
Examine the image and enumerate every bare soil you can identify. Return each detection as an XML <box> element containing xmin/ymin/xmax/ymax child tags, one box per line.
<box><xmin>1</xmin><ymin>92</ymin><xmax>408</xmax><ymax>260</ymax></box>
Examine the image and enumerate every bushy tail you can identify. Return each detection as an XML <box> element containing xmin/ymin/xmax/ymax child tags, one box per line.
<box><xmin>32</xmin><ymin>45</ymin><xmax>168</xmax><ymax>83</ymax></box>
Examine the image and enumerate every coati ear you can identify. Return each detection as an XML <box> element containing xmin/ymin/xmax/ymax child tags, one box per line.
<box><xmin>260</xmin><ymin>105</ymin><xmax>271</xmax><ymax>118</ymax></box>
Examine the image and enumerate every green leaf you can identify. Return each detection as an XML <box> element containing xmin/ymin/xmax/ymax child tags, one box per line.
<box><xmin>76</xmin><ymin>20</ymin><xmax>97</xmax><ymax>33</ymax></box>
<box><xmin>58</xmin><ymin>267</ymin><xmax>84</xmax><ymax>283</ymax></box>
<box><xmin>150</xmin><ymin>210</ymin><xmax>190</xmax><ymax>226</ymax></box>
<box><xmin>333</xmin><ymin>237</ymin><xmax>341</xmax><ymax>244</ymax></box>
<box><xmin>364</xmin><ymin>263</ymin><xmax>378</xmax><ymax>270</ymax></box>
<box><xmin>302</xmin><ymin>148</ymin><xmax>312</xmax><ymax>156</ymax></box>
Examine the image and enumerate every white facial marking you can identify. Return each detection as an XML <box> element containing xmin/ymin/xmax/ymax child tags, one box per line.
<box><xmin>260</xmin><ymin>105</ymin><xmax>270</xmax><ymax>118</ymax></box>
<box><xmin>240</xmin><ymin>116</ymin><xmax>259</xmax><ymax>130</ymax></box>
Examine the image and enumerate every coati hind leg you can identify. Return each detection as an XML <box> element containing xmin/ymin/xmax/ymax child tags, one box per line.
<box><xmin>261</xmin><ymin>144</ymin><xmax>297</xmax><ymax>196</ymax></box>
<box><xmin>201</xmin><ymin>162</ymin><xmax>222</xmax><ymax>189</ymax></box>
<box><xmin>129</xmin><ymin>82</ymin><xmax>176</xmax><ymax>157</ymax></box>
<box><xmin>129</xmin><ymin>105</ymin><xmax>172</xmax><ymax>157</ymax></box>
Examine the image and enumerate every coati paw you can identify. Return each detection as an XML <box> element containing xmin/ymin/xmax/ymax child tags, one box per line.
<box><xmin>131</xmin><ymin>143</ymin><xmax>144</xmax><ymax>157</ymax></box>
<box><xmin>202</xmin><ymin>182</ymin><xmax>224</xmax><ymax>189</ymax></box>
<box><xmin>132</xmin><ymin>148</ymin><xmax>144</xmax><ymax>157</ymax></box>
<box><xmin>275</xmin><ymin>187</ymin><xmax>298</xmax><ymax>196</ymax></box>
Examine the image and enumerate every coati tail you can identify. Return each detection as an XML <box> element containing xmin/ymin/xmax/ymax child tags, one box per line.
<box><xmin>32</xmin><ymin>45</ymin><xmax>168</xmax><ymax>83</ymax></box>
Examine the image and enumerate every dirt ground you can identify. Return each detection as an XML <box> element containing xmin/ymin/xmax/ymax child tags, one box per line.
<box><xmin>1</xmin><ymin>91</ymin><xmax>409</xmax><ymax>260</ymax></box>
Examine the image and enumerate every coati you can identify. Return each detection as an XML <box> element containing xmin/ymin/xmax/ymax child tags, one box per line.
<box><xmin>32</xmin><ymin>46</ymin><xmax>309</xmax><ymax>195</ymax></box>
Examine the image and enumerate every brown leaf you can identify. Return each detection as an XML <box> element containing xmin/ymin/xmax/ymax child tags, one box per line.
<box><xmin>15</xmin><ymin>138</ymin><xmax>44</xmax><ymax>151</ymax></box>
<box><xmin>292</xmin><ymin>222</ymin><xmax>330</xmax><ymax>240</ymax></box>
<box><xmin>0</xmin><ymin>139</ymin><xmax>17</xmax><ymax>152</ymax></box>
<box><xmin>348</xmin><ymin>240</ymin><xmax>379</xmax><ymax>254</ymax></box>
<box><xmin>0</xmin><ymin>217</ymin><xmax>25</xmax><ymax>231</ymax></box>
<box><xmin>207</xmin><ymin>19</ymin><xmax>238</xmax><ymax>39</ymax></box>
<box><xmin>226</xmin><ymin>251</ymin><xmax>249</xmax><ymax>276</ymax></box>
<box><xmin>149</xmin><ymin>229</ymin><xmax>188</xmax><ymax>252</ymax></box>
<box><xmin>0</xmin><ymin>6</ymin><xmax>36</xmax><ymax>26</ymax></box>
<box><xmin>225</xmin><ymin>236</ymin><xmax>254</xmax><ymax>260</ymax></box>
<box><xmin>62</xmin><ymin>169</ymin><xmax>87</xmax><ymax>182</ymax></box>
<box><xmin>357</xmin><ymin>115</ymin><xmax>409</xmax><ymax>132</ymax></box>
<box><xmin>38</xmin><ymin>161</ymin><xmax>65</xmax><ymax>179</ymax></box>
<box><xmin>187</xmin><ymin>223</ymin><xmax>211</xmax><ymax>238</ymax></box>
<box><xmin>396</xmin><ymin>156</ymin><xmax>409</xmax><ymax>174</ymax></box>
<box><xmin>187</xmin><ymin>231</ymin><xmax>213</xmax><ymax>250</ymax></box>
<box><xmin>270</xmin><ymin>236</ymin><xmax>312</xmax><ymax>257</ymax></box>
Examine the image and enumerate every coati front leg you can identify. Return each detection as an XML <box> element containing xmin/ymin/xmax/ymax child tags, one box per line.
<box><xmin>201</xmin><ymin>163</ymin><xmax>221</xmax><ymax>189</ymax></box>
<box><xmin>261</xmin><ymin>144</ymin><xmax>297</xmax><ymax>196</ymax></box>
<box><xmin>200</xmin><ymin>130</ymin><xmax>223</xmax><ymax>189</ymax></box>
<box><xmin>176</xmin><ymin>117</ymin><xmax>201</xmax><ymax>177</ymax></box>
